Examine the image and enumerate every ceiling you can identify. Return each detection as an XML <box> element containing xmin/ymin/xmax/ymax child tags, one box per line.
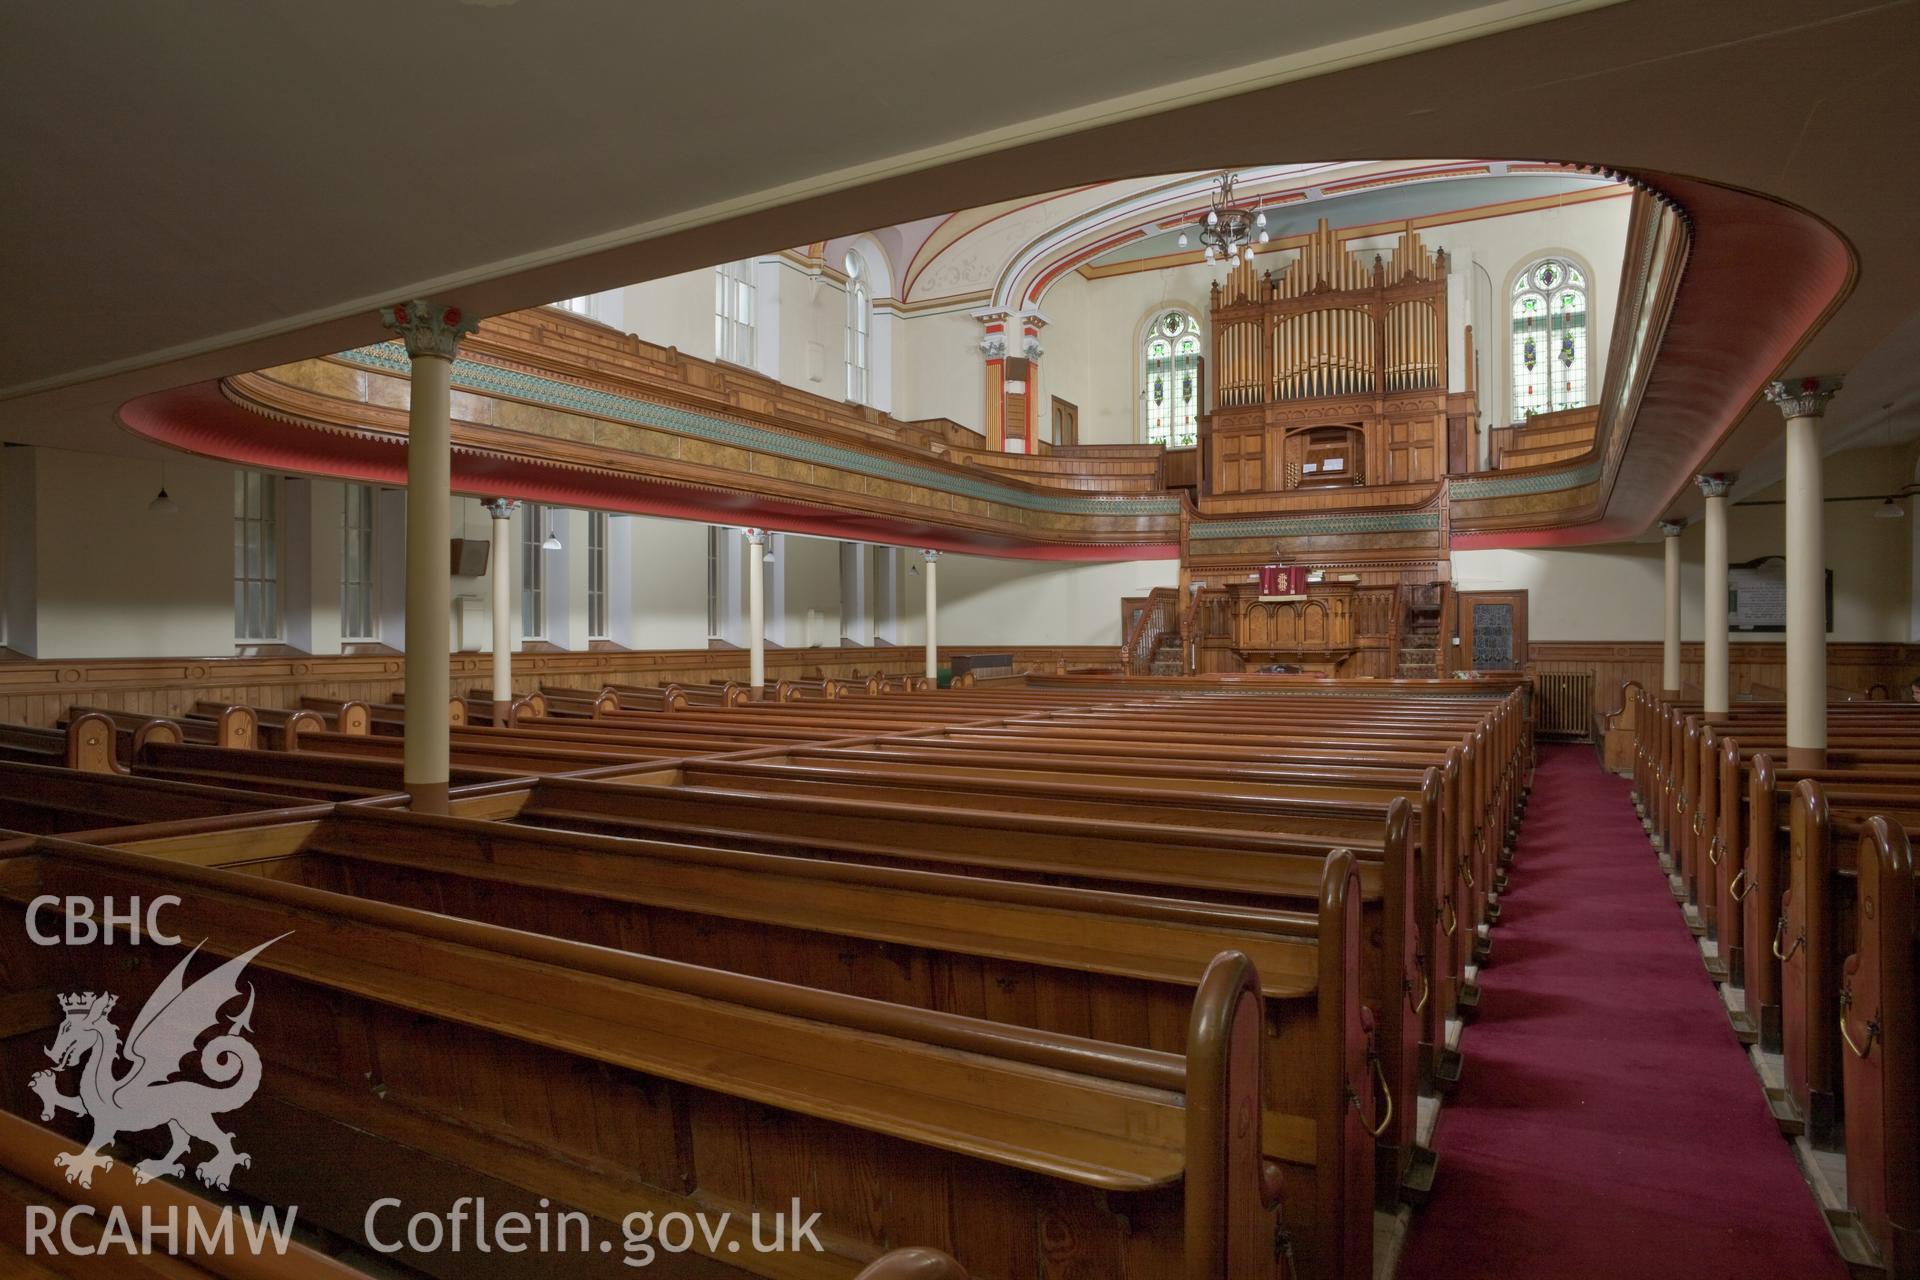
<box><xmin>1082</xmin><ymin>168</ymin><xmax>1610</xmax><ymax>268</ymax></box>
<box><xmin>3</xmin><ymin>0</ymin><xmax>1917</xmax><ymax>535</ymax></box>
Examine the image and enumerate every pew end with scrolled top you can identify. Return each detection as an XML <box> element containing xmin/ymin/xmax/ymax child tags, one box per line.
<box><xmin>1184</xmin><ymin>947</ymin><xmax>1288</xmax><ymax>1280</ymax></box>
<box><xmin>855</xmin><ymin>1248</ymin><xmax>971</xmax><ymax>1280</ymax></box>
<box><xmin>1842</xmin><ymin>816</ymin><xmax>1918</xmax><ymax>1279</ymax></box>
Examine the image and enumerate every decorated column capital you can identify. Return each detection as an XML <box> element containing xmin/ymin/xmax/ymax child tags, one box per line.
<box><xmin>973</xmin><ymin>308</ymin><xmax>1012</xmax><ymax>360</ymax></box>
<box><xmin>1659</xmin><ymin>520</ymin><xmax>1686</xmax><ymax>537</ymax></box>
<box><xmin>481</xmin><ymin>497</ymin><xmax>520</xmax><ymax>520</ymax></box>
<box><xmin>1693</xmin><ymin>473</ymin><xmax>1736</xmax><ymax>500</ymax></box>
<box><xmin>381</xmin><ymin>299</ymin><xmax>477</xmax><ymax>361</ymax></box>
<box><xmin>1017</xmin><ymin>310</ymin><xmax>1049</xmax><ymax>361</ymax></box>
<box><xmin>1764</xmin><ymin>376</ymin><xmax>1842</xmax><ymax>421</ymax></box>
<box><xmin>743</xmin><ymin>527</ymin><xmax>768</xmax><ymax>548</ymax></box>
<box><xmin>920</xmin><ymin>548</ymin><xmax>943</xmax><ymax>562</ymax></box>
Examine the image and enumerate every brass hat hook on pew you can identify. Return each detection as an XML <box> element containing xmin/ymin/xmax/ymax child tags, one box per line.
<box><xmin>1408</xmin><ymin>954</ymin><xmax>1430</xmax><ymax>1016</ymax></box>
<box><xmin>1772</xmin><ymin>916</ymin><xmax>1805</xmax><ymax>964</ymax></box>
<box><xmin>1728</xmin><ymin>866</ymin><xmax>1754</xmax><ymax>902</ymax></box>
<box><xmin>1838</xmin><ymin>986</ymin><xmax>1880</xmax><ymax>1059</ymax></box>
<box><xmin>1353</xmin><ymin>1009</ymin><xmax>1395</xmax><ymax>1139</ymax></box>
<box><xmin>1366</xmin><ymin>1054</ymin><xmax>1394</xmax><ymax>1140</ymax></box>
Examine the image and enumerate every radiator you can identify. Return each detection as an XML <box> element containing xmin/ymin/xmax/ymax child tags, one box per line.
<box><xmin>1535</xmin><ymin>670</ymin><xmax>1595</xmax><ymax>740</ymax></box>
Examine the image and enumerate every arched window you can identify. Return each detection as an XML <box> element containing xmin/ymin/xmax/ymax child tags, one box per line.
<box><xmin>1510</xmin><ymin>258</ymin><xmax>1588</xmax><ymax>421</ymax></box>
<box><xmin>845</xmin><ymin>250</ymin><xmax>871</xmax><ymax>405</ymax></box>
<box><xmin>1144</xmin><ymin>310</ymin><xmax>1202</xmax><ymax>447</ymax></box>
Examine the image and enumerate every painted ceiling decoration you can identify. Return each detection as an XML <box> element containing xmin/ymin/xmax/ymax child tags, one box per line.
<box><xmin>875</xmin><ymin>160</ymin><xmax>1625</xmax><ymax>313</ymax></box>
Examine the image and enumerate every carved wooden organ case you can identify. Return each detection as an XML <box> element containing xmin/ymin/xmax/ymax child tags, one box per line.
<box><xmin>1203</xmin><ymin>220</ymin><xmax>1455</xmax><ymax>497</ymax></box>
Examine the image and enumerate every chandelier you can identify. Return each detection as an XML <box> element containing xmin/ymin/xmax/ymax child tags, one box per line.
<box><xmin>1178</xmin><ymin>172</ymin><xmax>1268</xmax><ymax>266</ymax></box>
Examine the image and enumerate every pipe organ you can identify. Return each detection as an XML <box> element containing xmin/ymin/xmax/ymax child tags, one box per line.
<box><xmin>1203</xmin><ymin>219</ymin><xmax>1468</xmax><ymax>497</ymax></box>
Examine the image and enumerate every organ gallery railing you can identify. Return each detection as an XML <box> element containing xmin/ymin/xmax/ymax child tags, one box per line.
<box><xmin>1203</xmin><ymin>219</ymin><xmax>1463</xmax><ymax>497</ymax></box>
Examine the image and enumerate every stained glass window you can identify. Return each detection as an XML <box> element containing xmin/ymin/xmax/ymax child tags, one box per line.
<box><xmin>1510</xmin><ymin>258</ymin><xmax>1588</xmax><ymax>422</ymax></box>
<box><xmin>1144</xmin><ymin>310</ymin><xmax>1202</xmax><ymax>447</ymax></box>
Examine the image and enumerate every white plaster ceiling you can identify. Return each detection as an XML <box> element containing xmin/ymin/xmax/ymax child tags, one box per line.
<box><xmin>0</xmin><ymin>0</ymin><xmax>1602</xmax><ymax>401</ymax></box>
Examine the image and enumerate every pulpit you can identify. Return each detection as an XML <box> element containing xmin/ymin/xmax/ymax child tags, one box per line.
<box><xmin>1226</xmin><ymin>581</ymin><xmax>1356</xmax><ymax>670</ymax></box>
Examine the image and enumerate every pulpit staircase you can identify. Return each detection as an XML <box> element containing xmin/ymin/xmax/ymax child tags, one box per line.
<box><xmin>1122</xmin><ymin>587</ymin><xmax>1189</xmax><ymax>675</ymax></box>
<box><xmin>1394</xmin><ymin>581</ymin><xmax>1449</xmax><ymax>678</ymax></box>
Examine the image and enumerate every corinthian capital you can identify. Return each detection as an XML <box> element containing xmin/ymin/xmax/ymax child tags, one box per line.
<box><xmin>381</xmin><ymin>299</ymin><xmax>477</xmax><ymax>360</ymax></box>
<box><xmin>1693</xmin><ymin>473</ymin><xmax>1735</xmax><ymax>500</ymax></box>
<box><xmin>1764</xmin><ymin>376</ymin><xmax>1842</xmax><ymax>421</ymax></box>
<box><xmin>481</xmin><ymin>497</ymin><xmax>520</xmax><ymax>519</ymax></box>
<box><xmin>920</xmin><ymin>549</ymin><xmax>943</xmax><ymax>563</ymax></box>
<box><xmin>1659</xmin><ymin>520</ymin><xmax>1686</xmax><ymax>538</ymax></box>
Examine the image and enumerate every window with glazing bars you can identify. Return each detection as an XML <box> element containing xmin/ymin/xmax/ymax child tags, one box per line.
<box><xmin>233</xmin><ymin>472</ymin><xmax>281</xmax><ymax>641</ymax></box>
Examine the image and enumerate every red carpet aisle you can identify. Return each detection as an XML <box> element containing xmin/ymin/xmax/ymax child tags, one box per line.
<box><xmin>1398</xmin><ymin>745</ymin><xmax>1846</xmax><ymax>1280</ymax></box>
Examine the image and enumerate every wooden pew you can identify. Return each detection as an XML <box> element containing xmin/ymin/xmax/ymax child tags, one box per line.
<box><xmin>296</xmin><ymin>696</ymin><xmax>373</xmax><ymax>735</ymax></box>
<box><xmin>767</xmin><ymin>737</ymin><xmax>1479</xmax><ymax>1071</ymax></box>
<box><xmin>1776</xmin><ymin>782</ymin><xmax>1920</xmax><ymax>1147</ymax></box>
<box><xmin>0</xmin><ymin>838</ymin><xmax>1295</xmax><ymax>1280</ymax></box>
<box><xmin>248</xmin><ymin>706</ymin><xmax>327</xmax><ymax>751</ymax></box>
<box><xmin>101</xmin><ymin>803</ymin><xmax>1375</xmax><ymax>1277</ymax></box>
<box><xmin>0</xmin><ymin>759</ymin><xmax>322</xmax><ymax>836</ymax></box>
<box><xmin>507</xmin><ymin>771</ymin><xmax>1425</xmax><ymax>1217</ymax></box>
<box><xmin>130</xmin><ymin>741</ymin><xmax>514</xmax><ymax>802</ymax></box>
<box><xmin>0</xmin><ymin>713</ymin><xmax>124</xmax><ymax>775</ymax></box>
<box><xmin>1696</xmin><ymin>726</ymin><xmax>1920</xmax><ymax>990</ymax></box>
<box><xmin>1840</xmin><ymin>817</ymin><xmax>1918</xmax><ymax>1279</ymax></box>
<box><xmin>184</xmin><ymin>701</ymin><xmax>262</xmax><ymax>749</ymax></box>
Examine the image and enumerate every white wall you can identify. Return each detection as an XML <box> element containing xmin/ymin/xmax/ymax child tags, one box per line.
<box><xmin>625</xmin><ymin>516</ymin><xmax>711</xmax><ymax>650</ymax></box>
<box><xmin>12</xmin><ymin>447</ymin><xmax>235</xmax><ymax>659</ymax></box>
<box><xmin>892</xmin><ymin>553</ymin><xmax>1178</xmax><ymax>647</ymax></box>
<box><xmin>1454</xmin><ymin>445</ymin><xmax>1915</xmax><ymax>644</ymax></box>
<box><xmin>890</xmin><ymin>308</ymin><xmax>985</xmax><ymax>431</ymax></box>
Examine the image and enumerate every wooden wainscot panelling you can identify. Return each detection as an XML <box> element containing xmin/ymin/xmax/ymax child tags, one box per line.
<box><xmin>1533</xmin><ymin>641</ymin><xmax>1920</xmax><ymax>758</ymax></box>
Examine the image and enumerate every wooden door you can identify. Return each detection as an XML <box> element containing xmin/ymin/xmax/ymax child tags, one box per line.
<box><xmin>1457</xmin><ymin>590</ymin><xmax>1528</xmax><ymax>672</ymax></box>
<box><xmin>1050</xmin><ymin>397</ymin><xmax>1078</xmax><ymax>447</ymax></box>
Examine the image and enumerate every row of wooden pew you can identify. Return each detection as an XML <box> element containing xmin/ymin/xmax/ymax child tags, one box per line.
<box><xmin>1624</xmin><ymin>683</ymin><xmax>1918</xmax><ymax>1278</ymax></box>
<box><xmin>0</xmin><ymin>679</ymin><xmax>1529</xmax><ymax>1278</ymax></box>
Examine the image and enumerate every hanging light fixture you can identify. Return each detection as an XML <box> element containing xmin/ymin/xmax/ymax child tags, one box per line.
<box><xmin>147</xmin><ymin>461</ymin><xmax>177</xmax><ymax>513</ymax></box>
<box><xmin>1187</xmin><ymin>172</ymin><xmax>1266</xmax><ymax>269</ymax></box>
<box><xmin>1874</xmin><ymin>403</ymin><xmax>1905</xmax><ymax>518</ymax></box>
<box><xmin>541</xmin><ymin>512</ymin><xmax>562</xmax><ymax>550</ymax></box>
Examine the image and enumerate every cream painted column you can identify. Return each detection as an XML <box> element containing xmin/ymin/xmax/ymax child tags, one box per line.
<box><xmin>922</xmin><ymin>549</ymin><xmax>942</xmax><ymax>682</ymax></box>
<box><xmin>381</xmin><ymin>299</ymin><xmax>476</xmax><ymax>813</ymax></box>
<box><xmin>481</xmin><ymin>498</ymin><xmax>518</xmax><ymax>723</ymax></box>
<box><xmin>745</xmin><ymin>528</ymin><xmax>768</xmax><ymax>696</ymax></box>
<box><xmin>1696</xmin><ymin>474</ymin><xmax>1735</xmax><ymax>717</ymax></box>
<box><xmin>1660</xmin><ymin>520</ymin><xmax>1685</xmax><ymax>698</ymax></box>
<box><xmin>1765</xmin><ymin>377</ymin><xmax>1842</xmax><ymax>768</ymax></box>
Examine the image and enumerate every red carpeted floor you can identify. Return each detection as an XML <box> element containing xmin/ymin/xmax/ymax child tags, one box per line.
<box><xmin>1397</xmin><ymin>745</ymin><xmax>1848</xmax><ymax>1280</ymax></box>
